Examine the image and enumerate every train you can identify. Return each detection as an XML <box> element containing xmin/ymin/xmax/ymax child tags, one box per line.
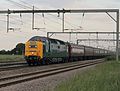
<box><xmin>24</xmin><ymin>36</ymin><xmax>111</xmax><ymax>65</ymax></box>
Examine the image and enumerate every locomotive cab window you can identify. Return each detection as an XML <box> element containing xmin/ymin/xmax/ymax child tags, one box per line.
<box><xmin>50</xmin><ymin>39</ymin><xmax>58</xmax><ymax>44</ymax></box>
<box><xmin>58</xmin><ymin>46</ymin><xmax>60</xmax><ymax>49</ymax></box>
<box><xmin>29</xmin><ymin>45</ymin><xmax>37</xmax><ymax>48</ymax></box>
<box><xmin>57</xmin><ymin>40</ymin><xmax>65</xmax><ymax>45</ymax></box>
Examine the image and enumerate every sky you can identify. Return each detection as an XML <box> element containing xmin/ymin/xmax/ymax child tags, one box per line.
<box><xmin>0</xmin><ymin>0</ymin><xmax>120</xmax><ymax>50</ymax></box>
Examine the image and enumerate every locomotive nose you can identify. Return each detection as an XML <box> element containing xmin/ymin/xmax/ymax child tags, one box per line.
<box><xmin>32</xmin><ymin>52</ymin><xmax>34</xmax><ymax>55</ymax></box>
<box><xmin>30</xmin><ymin>51</ymin><xmax>37</xmax><ymax>56</ymax></box>
<box><xmin>25</xmin><ymin>41</ymin><xmax>43</xmax><ymax>61</ymax></box>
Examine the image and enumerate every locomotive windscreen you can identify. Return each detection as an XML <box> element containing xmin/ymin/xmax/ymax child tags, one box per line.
<box><xmin>29</xmin><ymin>36</ymin><xmax>47</xmax><ymax>42</ymax></box>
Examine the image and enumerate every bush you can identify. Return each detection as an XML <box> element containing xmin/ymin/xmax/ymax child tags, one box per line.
<box><xmin>105</xmin><ymin>56</ymin><xmax>116</xmax><ymax>61</ymax></box>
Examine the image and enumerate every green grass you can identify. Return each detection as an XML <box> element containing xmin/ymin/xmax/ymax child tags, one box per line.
<box><xmin>55</xmin><ymin>61</ymin><xmax>120</xmax><ymax>91</ymax></box>
<box><xmin>0</xmin><ymin>55</ymin><xmax>25</xmax><ymax>62</ymax></box>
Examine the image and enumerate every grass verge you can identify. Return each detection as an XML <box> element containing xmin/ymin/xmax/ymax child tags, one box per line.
<box><xmin>0</xmin><ymin>55</ymin><xmax>24</xmax><ymax>62</ymax></box>
<box><xmin>55</xmin><ymin>61</ymin><xmax>120</xmax><ymax>91</ymax></box>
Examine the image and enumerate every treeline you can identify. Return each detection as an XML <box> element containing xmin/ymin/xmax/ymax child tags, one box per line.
<box><xmin>0</xmin><ymin>43</ymin><xmax>25</xmax><ymax>55</ymax></box>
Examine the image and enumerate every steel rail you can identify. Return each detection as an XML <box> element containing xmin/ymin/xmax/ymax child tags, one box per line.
<box><xmin>0</xmin><ymin>64</ymin><xmax>28</xmax><ymax>72</ymax></box>
<box><xmin>0</xmin><ymin>62</ymin><xmax>26</xmax><ymax>67</ymax></box>
<box><xmin>0</xmin><ymin>59</ymin><xmax>104</xmax><ymax>88</ymax></box>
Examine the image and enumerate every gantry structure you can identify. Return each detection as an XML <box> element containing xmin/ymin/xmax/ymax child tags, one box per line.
<box><xmin>0</xmin><ymin>9</ymin><xmax>119</xmax><ymax>61</ymax></box>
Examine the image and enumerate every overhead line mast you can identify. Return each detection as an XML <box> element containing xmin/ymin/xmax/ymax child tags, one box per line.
<box><xmin>0</xmin><ymin>9</ymin><xmax>119</xmax><ymax>61</ymax></box>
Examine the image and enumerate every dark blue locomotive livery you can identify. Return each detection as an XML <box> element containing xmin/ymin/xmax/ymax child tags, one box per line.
<box><xmin>25</xmin><ymin>36</ymin><xmax>111</xmax><ymax>65</ymax></box>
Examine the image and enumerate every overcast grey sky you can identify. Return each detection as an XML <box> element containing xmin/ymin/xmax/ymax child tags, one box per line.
<box><xmin>0</xmin><ymin>0</ymin><xmax>119</xmax><ymax>50</ymax></box>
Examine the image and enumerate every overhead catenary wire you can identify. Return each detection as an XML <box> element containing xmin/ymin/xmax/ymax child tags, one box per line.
<box><xmin>18</xmin><ymin>0</ymin><xmax>81</xmax><ymax>30</ymax></box>
<box><xmin>5</xmin><ymin>0</ymin><xmax>43</xmax><ymax>32</ymax></box>
<box><xmin>6</xmin><ymin>0</ymin><xmax>62</xmax><ymax>32</ymax></box>
<box><xmin>5</xmin><ymin>0</ymin><xmax>33</xmax><ymax>32</ymax></box>
<box><xmin>0</xmin><ymin>19</ymin><xmax>17</xmax><ymax>25</ymax></box>
<box><xmin>9</xmin><ymin>16</ymin><xmax>23</xmax><ymax>25</ymax></box>
<box><xmin>14</xmin><ymin>0</ymin><xmax>59</xmax><ymax>27</ymax></box>
<box><xmin>18</xmin><ymin>0</ymin><xmax>65</xmax><ymax>24</ymax></box>
<box><xmin>6</xmin><ymin>0</ymin><xmax>31</xmax><ymax>9</ymax></box>
<box><xmin>4</xmin><ymin>0</ymin><xmax>117</xmax><ymax>50</ymax></box>
<box><xmin>5</xmin><ymin>0</ymin><xmax>82</xmax><ymax>32</ymax></box>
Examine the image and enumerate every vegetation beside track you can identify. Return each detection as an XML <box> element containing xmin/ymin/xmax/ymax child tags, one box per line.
<box><xmin>0</xmin><ymin>55</ymin><xmax>24</xmax><ymax>62</ymax></box>
<box><xmin>55</xmin><ymin>60</ymin><xmax>120</xmax><ymax>91</ymax></box>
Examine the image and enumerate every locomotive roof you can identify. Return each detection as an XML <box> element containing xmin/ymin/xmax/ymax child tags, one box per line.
<box><xmin>29</xmin><ymin>36</ymin><xmax>48</xmax><ymax>42</ymax></box>
<box><xmin>29</xmin><ymin>36</ymin><xmax>111</xmax><ymax>52</ymax></box>
<box><xmin>29</xmin><ymin>36</ymin><xmax>65</xmax><ymax>44</ymax></box>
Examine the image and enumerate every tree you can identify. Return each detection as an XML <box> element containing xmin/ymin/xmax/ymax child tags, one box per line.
<box><xmin>0</xmin><ymin>43</ymin><xmax>25</xmax><ymax>55</ymax></box>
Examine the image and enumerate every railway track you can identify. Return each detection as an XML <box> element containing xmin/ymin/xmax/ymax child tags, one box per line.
<box><xmin>0</xmin><ymin>64</ymin><xmax>28</xmax><ymax>72</ymax></box>
<box><xmin>0</xmin><ymin>59</ymin><xmax>104</xmax><ymax>88</ymax></box>
<box><xmin>0</xmin><ymin>62</ymin><xmax>26</xmax><ymax>67</ymax></box>
<box><xmin>0</xmin><ymin>61</ymin><xmax>27</xmax><ymax>71</ymax></box>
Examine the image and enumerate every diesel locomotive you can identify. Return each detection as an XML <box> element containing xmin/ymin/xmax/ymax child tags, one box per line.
<box><xmin>24</xmin><ymin>36</ymin><xmax>110</xmax><ymax>65</ymax></box>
